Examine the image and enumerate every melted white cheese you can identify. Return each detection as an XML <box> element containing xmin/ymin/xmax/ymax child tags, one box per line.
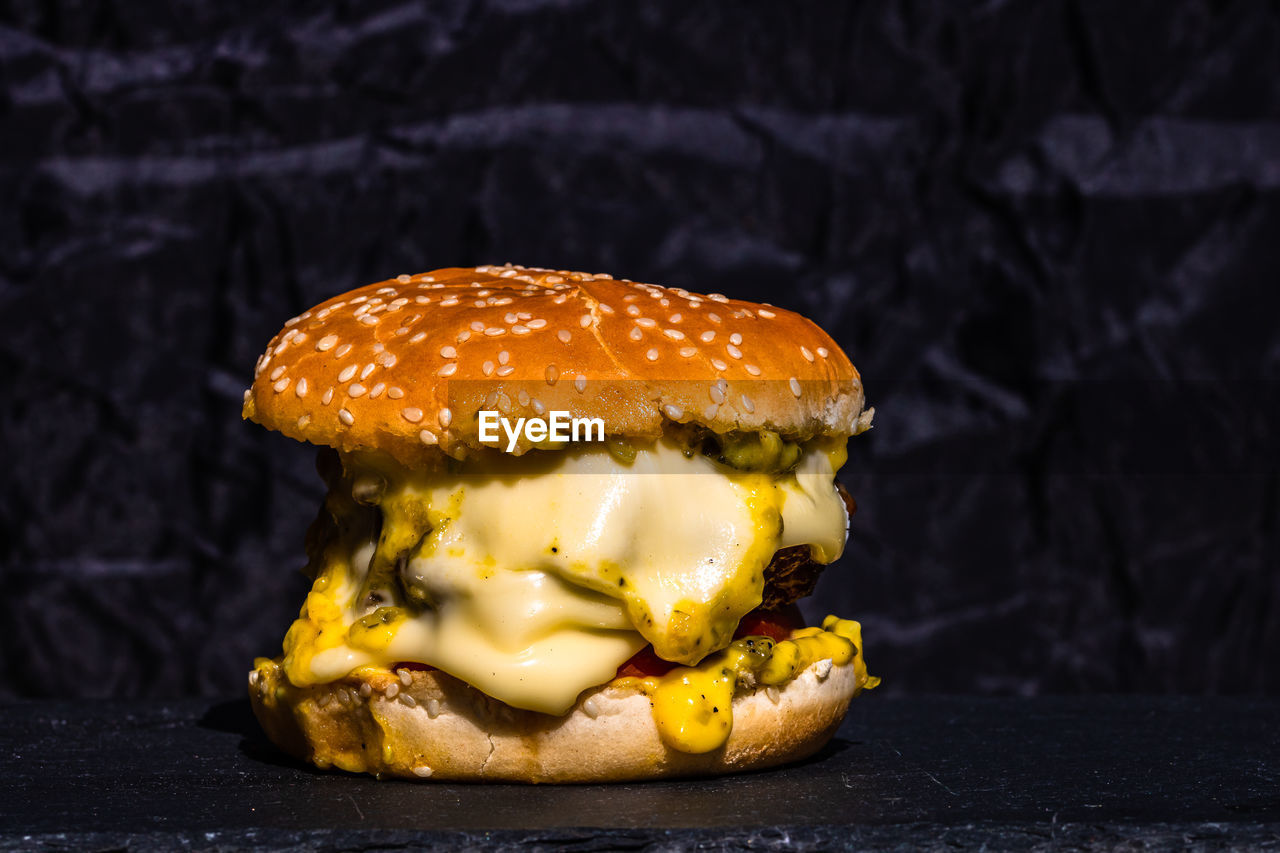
<box><xmin>303</xmin><ymin>439</ymin><xmax>848</xmax><ymax>714</ymax></box>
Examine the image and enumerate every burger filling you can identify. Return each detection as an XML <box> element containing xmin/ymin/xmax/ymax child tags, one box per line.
<box><xmin>279</xmin><ymin>435</ymin><xmax>852</xmax><ymax>717</ymax></box>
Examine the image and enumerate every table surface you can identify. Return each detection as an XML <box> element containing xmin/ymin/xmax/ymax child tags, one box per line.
<box><xmin>2</xmin><ymin>696</ymin><xmax>1277</xmax><ymax>850</ymax></box>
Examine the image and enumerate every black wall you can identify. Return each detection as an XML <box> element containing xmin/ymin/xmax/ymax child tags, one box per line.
<box><xmin>2</xmin><ymin>0</ymin><xmax>1277</xmax><ymax>699</ymax></box>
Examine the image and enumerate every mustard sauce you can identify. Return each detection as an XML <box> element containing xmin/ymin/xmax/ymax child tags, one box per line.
<box><xmin>625</xmin><ymin>614</ymin><xmax>878</xmax><ymax>754</ymax></box>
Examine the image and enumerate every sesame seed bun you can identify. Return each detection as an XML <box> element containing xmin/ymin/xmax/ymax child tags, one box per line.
<box><xmin>243</xmin><ymin>265</ymin><xmax>868</xmax><ymax>463</ymax></box>
<box><xmin>248</xmin><ymin>655</ymin><xmax>870</xmax><ymax>782</ymax></box>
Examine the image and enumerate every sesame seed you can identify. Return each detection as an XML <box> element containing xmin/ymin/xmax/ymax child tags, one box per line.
<box><xmin>517</xmin><ymin>389</ymin><xmax>530</xmax><ymax>406</ymax></box>
<box><xmin>338</xmin><ymin>408</ymin><xmax>355</xmax><ymax>425</ymax></box>
<box><xmin>646</xmin><ymin>348</ymin><xmax>659</xmax><ymax>361</ymax></box>
<box><xmin>412</xmin><ymin>765</ymin><xmax>434</xmax><ymax>778</ymax></box>
<box><xmin>758</xmin><ymin>308</ymin><xmax>777</xmax><ymax>318</ymax></box>
<box><xmin>457</xmin><ymin>330</ymin><xmax>472</xmax><ymax>342</ymax></box>
<box><xmin>415</xmin><ymin>295</ymin><xmax>430</xmax><ymax>304</ymax></box>
<box><xmin>532</xmin><ymin>398</ymin><xmax>546</xmax><ymax>415</ymax></box>
<box><xmin>817</xmin><ymin>346</ymin><xmax>829</xmax><ymax>358</ymax></box>
<box><xmin>349</xmin><ymin>383</ymin><xmax>367</xmax><ymax>397</ymax></box>
<box><xmin>579</xmin><ymin>314</ymin><xmax>593</xmax><ymax>328</ymax></box>
<box><xmin>635</xmin><ymin>318</ymin><xmax>657</xmax><ymax>329</ymax></box>
<box><xmin>708</xmin><ymin>313</ymin><xmax>722</xmax><ymax>324</ymax></box>
<box><xmin>360</xmin><ymin>682</ymin><xmax>373</xmax><ymax>698</ymax></box>
<box><xmin>243</xmin><ymin>388</ymin><xmax>252</xmax><ymax>404</ymax></box>
<box><xmin>377</xmin><ymin>352</ymin><xmax>397</xmax><ymax>368</ymax></box>
<box><xmin>709</xmin><ymin>293</ymin><xmax>728</xmax><ymax>302</ymax></box>
<box><xmin>360</xmin><ymin>363</ymin><xmax>376</xmax><ymax>380</ymax></box>
<box><xmin>419</xmin><ymin>429</ymin><xmax>437</xmax><ymax>445</ymax></box>
<box><xmin>273</xmin><ymin>377</ymin><xmax>290</xmax><ymax>393</ymax></box>
<box><xmin>388</xmin><ymin>387</ymin><xmax>405</xmax><ymax>399</ymax></box>
<box><xmin>370</xmin><ymin>383</ymin><xmax>385</xmax><ymax>398</ymax></box>
<box><xmin>438</xmin><ymin>363</ymin><xmax>458</xmax><ymax>377</ymax></box>
<box><xmin>295</xmin><ymin>378</ymin><xmax>309</xmax><ymax>397</ymax></box>
<box><xmin>270</xmin><ymin>365</ymin><xmax>286</xmax><ymax>381</ymax></box>
<box><xmin>741</xmin><ymin>394</ymin><xmax>755</xmax><ymax>413</ymax></box>
<box><xmin>484</xmin><ymin>327</ymin><xmax>506</xmax><ymax>337</ymax></box>
<box><xmin>558</xmin><ymin>330</ymin><xmax>572</xmax><ymax>343</ymax></box>
<box><xmin>504</xmin><ymin>312</ymin><xmax>518</xmax><ymax>324</ymax></box>
<box><xmin>397</xmin><ymin>274</ymin><xmax>411</xmax><ymax>284</ymax></box>
<box><xmin>679</xmin><ymin>346</ymin><xmax>697</xmax><ymax>358</ymax></box>
<box><xmin>498</xmin><ymin>350</ymin><xmax>510</xmax><ymax>365</ymax></box>
<box><xmin>297</xmin><ymin>414</ymin><xmax>310</xmax><ymax>428</ymax></box>
<box><xmin>322</xmin><ymin>388</ymin><xmax>334</xmax><ymax>405</ymax></box>
<box><xmin>359</xmin><ymin>314</ymin><xmax>378</xmax><ymax>326</ymax></box>
<box><xmin>470</xmin><ymin>321</ymin><xmax>485</xmax><ymax>332</ymax></box>
<box><xmin>335</xmin><ymin>343</ymin><xmax>352</xmax><ymax>358</ymax></box>
<box><xmin>545</xmin><ymin>365</ymin><xmax>559</xmax><ymax>385</ymax></box>
<box><xmin>669</xmin><ymin>313</ymin><xmax>682</xmax><ymax>323</ymax></box>
<box><xmin>730</xmin><ymin>332</ymin><xmax>743</xmax><ymax>346</ymax></box>
<box><xmin>801</xmin><ymin>346</ymin><xmax>815</xmax><ymax>362</ymax></box>
<box><xmin>663</xmin><ymin>329</ymin><xmax>685</xmax><ymax>340</ymax></box>
<box><xmin>712</xmin><ymin>358</ymin><xmax>728</xmax><ymax>371</ymax></box>
<box><xmin>410</xmin><ymin>332</ymin><xmax>427</xmax><ymax>344</ymax></box>
<box><xmin>710</xmin><ymin>384</ymin><xmax>726</xmax><ymax>404</ymax></box>
<box><xmin>744</xmin><ymin>363</ymin><xmax>761</xmax><ymax>376</ymax></box>
<box><xmin>662</xmin><ymin>404</ymin><xmax>683</xmax><ymax>419</ymax></box>
<box><xmin>527</xmin><ymin>318</ymin><xmax>547</xmax><ymax>330</ymax></box>
<box><xmin>700</xmin><ymin>331</ymin><xmax>715</xmax><ymax>343</ymax></box>
<box><xmin>629</xmin><ymin>327</ymin><xmax>643</xmax><ymax>341</ymax></box>
<box><xmin>626</xmin><ymin>305</ymin><xmax>641</xmax><ymax>317</ymax></box>
<box><xmin>703</xmin><ymin>403</ymin><xmax>720</xmax><ymax>419</ymax></box>
<box><xmin>440</xmin><ymin>345</ymin><xmax>457</xmax><ymax>358</ymax></box>
<box><xmin>574</xmin><ymin>375</ymin><xmax>587</xmax><ymax>393</ymax></box>
<box><xmin>512</xmin><ymin>324</ymin><xmax>530</xmax><ymax>335</ymax></box>
<box><xmin>496</xmin><ymin>365</ymin><xmax>514</xmax><ymax>376</ymax></box>
<box><xmin>726</xmin><ymin>344</ymin><xmax>743</xmax><ymax>359</ymax></box>
<box><xmin>385</xmin><ymin>682</ymin><xmax>400</xmax><ymax>698</ymax></box>
<box><xmin>338</xmin><ymin>365</ymin><xmax>357</xmax><ymax>382</ymax></box>
<box><xmin>482</xmin><ymin>360</ymin><xmax>495</xmax><ymax>376</ymax></box>
<box><xmin>790</xmin><ymin>377</ymin><xmax>802</xmax><ymax>397</ymax></box>
<box><xmin>439</xmin><ymin>407</ymin><xmax>453</xmax><ymax>428</ymax></box>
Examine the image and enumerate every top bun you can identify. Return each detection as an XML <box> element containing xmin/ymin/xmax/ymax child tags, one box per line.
<box><xmin>244</xmin><ymin>265</ymin><xmax>867</xmax><ymax>465</ymax></box>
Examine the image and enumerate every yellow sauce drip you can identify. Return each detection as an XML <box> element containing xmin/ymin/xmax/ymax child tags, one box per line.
<box><xmin>629</xmin><ymin>615</ymin><xmax>878</xmax><ymax>754</ymax></box>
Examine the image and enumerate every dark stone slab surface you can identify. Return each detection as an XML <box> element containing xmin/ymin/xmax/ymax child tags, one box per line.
<box><xmin>2</xmin><ymin>696</ymin><xmax>1277</xmax><ymax>850</ymax></box>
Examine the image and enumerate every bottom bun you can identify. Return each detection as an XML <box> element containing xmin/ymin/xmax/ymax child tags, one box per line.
<box><xmin>249</xmin><ymin>657</ymin><xmax>866</xmax><ymax>782</ymax></box>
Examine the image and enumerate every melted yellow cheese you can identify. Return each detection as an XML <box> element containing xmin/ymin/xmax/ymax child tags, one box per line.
<box><xmin>627</xmin><ymin>616</ymin><xmax>878</xmax><ymax>753</ymax></box>
<box><xmin>278</xmin><ymin>438</ymin><xmax>850</xmax><ymax>715</ymax></box>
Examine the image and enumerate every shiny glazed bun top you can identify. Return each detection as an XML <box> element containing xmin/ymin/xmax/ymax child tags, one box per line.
<box><xmin>243</xmin><ymin>264</ymin><xmax>869</xmax><ymax>464</ymax></box>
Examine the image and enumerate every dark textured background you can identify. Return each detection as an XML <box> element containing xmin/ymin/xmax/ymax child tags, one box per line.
<box><xmin>1</xmin><ymin>0</ymin><xmax>1277</xmax><ymax>700</ymax></box>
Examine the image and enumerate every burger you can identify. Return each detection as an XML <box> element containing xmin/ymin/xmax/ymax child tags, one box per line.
<box><xmin>244</xmin><ymin>264</ymin><xmax>877</xmax><ymax>781</ymax></box>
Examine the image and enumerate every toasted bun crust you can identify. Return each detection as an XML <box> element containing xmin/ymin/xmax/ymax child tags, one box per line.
<box><xmin>249</xmin><ymin>657</ymin><xmax>867</xmax><ymax>782</ymax></box>
<box><xmin>243</xmin><ymin>265</ymin><xmax>867</xmax><ymax>466</ymax></box>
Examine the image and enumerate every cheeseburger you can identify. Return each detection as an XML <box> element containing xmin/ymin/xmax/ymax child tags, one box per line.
<box><xmin>244</xmin><ymin>264</ymin><xmax>877</xmax><ymax>781</ymax></box>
